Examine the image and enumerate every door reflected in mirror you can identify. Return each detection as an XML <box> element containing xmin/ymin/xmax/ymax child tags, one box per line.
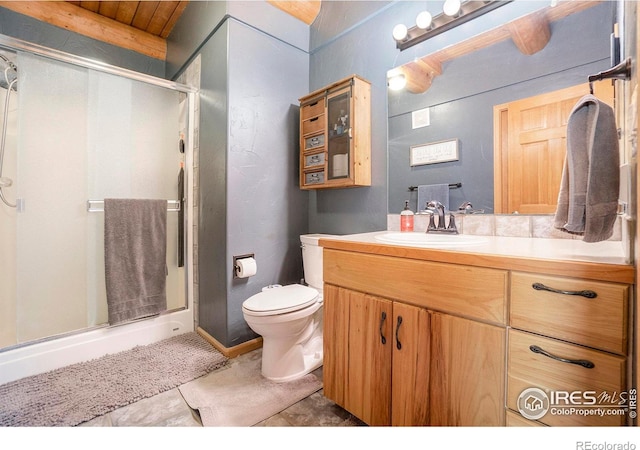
<box><xmin>494</xmin><ymin>81</ymin><xmax>614</xmax><ymax>214</ymax></box>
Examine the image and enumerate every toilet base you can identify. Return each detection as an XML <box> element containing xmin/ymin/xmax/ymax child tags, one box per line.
<box><xmin>261</xmin><ymin>334</ymin><xmax>323</xmax><ymax>382</ymax></box>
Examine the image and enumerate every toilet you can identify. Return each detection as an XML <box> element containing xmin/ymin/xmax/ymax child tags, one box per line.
<box><xmin>242</xmin><ymin>234</ymin><xmax>331</xmax><ymax>382</ymax></box>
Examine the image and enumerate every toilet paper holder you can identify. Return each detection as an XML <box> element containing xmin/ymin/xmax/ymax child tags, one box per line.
<box><xmin>233</xmin><ymin>253</ymin><xmax>255</xmax><ymax>279</ymax></box>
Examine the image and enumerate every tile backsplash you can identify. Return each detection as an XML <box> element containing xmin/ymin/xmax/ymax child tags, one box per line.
<box><xmin>387</xmin><ymin>213</ymin><xmax>623</xmax><ymax>241</ymax></box>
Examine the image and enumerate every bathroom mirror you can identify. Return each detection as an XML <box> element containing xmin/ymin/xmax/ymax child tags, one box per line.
<box><xmin>387</xmin><ymin>1</ymin><xmax>615</xmax><ymax>215</ymax></box>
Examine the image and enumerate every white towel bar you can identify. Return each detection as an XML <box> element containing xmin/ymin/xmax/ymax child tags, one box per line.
<box><xmin>87</xmin><ymin>200</ymin><xmax>181</xmax><ymax>212</ymax></box>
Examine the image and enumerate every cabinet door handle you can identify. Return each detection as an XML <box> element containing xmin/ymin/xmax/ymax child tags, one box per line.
<box><xmin>379</xmin><ymin>311</ymin><xmax>387</xmax><ymax>345</ymax></box>
<box><xmin>532</xmin><ymin>282</ymin><xmax>597</xmax><ymax>299</ymax></box>
<box><xmin>529</xmin><ymin>345</ymin><xmax>595</xmax><ymax>369</ymax></box>
<box><xmin>395</xmin><ymin>316</ymin><xmax>403</xmax><ymax>350</ymax></box>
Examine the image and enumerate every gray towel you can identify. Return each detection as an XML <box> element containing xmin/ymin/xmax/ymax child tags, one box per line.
<box><xmin>553</xmin><ymin>94</ymin><xmax>619</xmax><ymax>243</ymax></box>
<box><xmin>418</xmin><ymin>184</ymin><xmax>450</xmax><ymax>212</ymax></box>
<box><xmin>104</xmin><ymin>199</ymin><xmax>168</xmax><ymax>325</ymax></box>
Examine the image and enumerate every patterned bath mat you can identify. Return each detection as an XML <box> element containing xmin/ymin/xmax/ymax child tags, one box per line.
<box><xmin>179</xmin><ymin>349</ymin><xmax>322</xmax><ymax>426</ymax></box>
<box><xmin>0</xmin><ymin>332</ymin><xmax>228</xmax><ymax>427</ymax></box>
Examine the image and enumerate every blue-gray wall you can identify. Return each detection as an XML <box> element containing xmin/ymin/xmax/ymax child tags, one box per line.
<box><xmin>168</xmin><ymin>2</ymin><xmax>310</xmax><ymax>347</ymax></box>
<box><xmin>308</xmin><ymin>1</ymin><xmax>394</xmax><ymax>234</ymax></box>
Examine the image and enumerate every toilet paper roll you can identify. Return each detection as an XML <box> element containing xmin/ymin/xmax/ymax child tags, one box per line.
<box><xmin>236</xmin><ymin>257</ymin><xmax>257</xmax><ymax>278</ymax></box>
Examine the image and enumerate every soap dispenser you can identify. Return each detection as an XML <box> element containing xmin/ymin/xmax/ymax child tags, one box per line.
<box><xmin>400</xmin><ymin>200</ymin><xmax>414</xmax><ymax>232</ymax></box>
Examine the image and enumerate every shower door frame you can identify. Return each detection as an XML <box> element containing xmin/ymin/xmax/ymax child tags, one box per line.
<box><xmin>0</xmin><ymin>34</ymin><xmax>198</xmax><ymax>384</ymax></box>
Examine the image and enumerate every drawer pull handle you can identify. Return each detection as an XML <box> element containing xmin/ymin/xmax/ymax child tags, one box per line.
<box><xmin>395</xmin><ymin>316</ymin><xmax>403</xmax><ymax>350</ymax></box>
<box><xmin>529</xmin><ymin>345</ymin><xmax>595</xmax><ymax>369</ymax></box>
<box><xmin>532</xmin><ymin>282</ymin><xmax>597</xmax><ymax>299</ymax></box>
<box><xmin>379</xmin><ymin>311</ymin><xmax>387</xmax><ymax>345</ymax></box>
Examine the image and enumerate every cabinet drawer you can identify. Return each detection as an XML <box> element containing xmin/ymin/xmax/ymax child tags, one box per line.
<box><xmin>304</xmin><ymin>134</ymin><xmax>325</xmax><ymax>151</ymax></box>
<box><xmin>304</xmin><ymin>152</ymin><xmax>325</xmax><ymax>168</ymax></box>
<box><xmin>507</xmin><ymin>329</ymin><xmax>627</xmax><ymax>426</ymax></box>
<box><xmin>301</xmin><ymin>98</ymin><xmax>324</xmax><ymax>120</ymax></box>
<box><xmin>302</xmin><ymin>116</ymin><xmax>324</xmax><ymax>136</ymax></box>
<box><xmin>324</xmin><ymin>249</ymin><xmax>507</xmax><ymax>324</ymax></box>
<box><xmin>304</xmin><ymin>170</ymin><xmax>325</xmax><ymax>186</ymax></box>
<box><xmin>510</xmin><ymin>272</ymin><xmax>628</xmax><ymax>355</ymax></box>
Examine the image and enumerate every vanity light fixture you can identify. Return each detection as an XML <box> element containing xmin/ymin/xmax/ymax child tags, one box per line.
<box><xmin>393</xmin><ymin>0</ymin><xmax>513</xmax><ymax>51</ymax></box>
<box><xmin>387</xmin><ymin>73</ymin><xmax>407</xmax><ymax>91</ymax></box>
<box><xmin>443</xmin><ymin>0</ymin><xmax>462</xmax><ymax>17</ymax></box>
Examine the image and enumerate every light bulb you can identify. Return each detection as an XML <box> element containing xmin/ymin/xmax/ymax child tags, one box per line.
<box><xmin>416</xmin><ymin>11</ymin><xmax>433</xmax><ymax>29</ymax></box>
<box><xmin>388</xmin><ymin>74</ymin><xmax>407</xmax><ymax>91</ymax></box>
<box><xmin>443</xmin><ymin>0</ymin><xmax>461</xmax><ymax>17</ymax></box>
<box><xmin>392</xmin><ymin>23</ymin><xmax>408</xmax><ymax>41</ymax></box>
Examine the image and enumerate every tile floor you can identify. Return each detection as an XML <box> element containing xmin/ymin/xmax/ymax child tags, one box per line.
<box><xmin>79</xmin><ymin>348</ymin><xmax>366</xmax><ymax>427</ymax></box>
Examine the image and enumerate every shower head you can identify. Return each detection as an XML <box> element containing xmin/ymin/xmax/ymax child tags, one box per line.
<box><xmin>0</xmin><ymin>55</ymin><xmax>17</xmax><ymax>92</ymax></box>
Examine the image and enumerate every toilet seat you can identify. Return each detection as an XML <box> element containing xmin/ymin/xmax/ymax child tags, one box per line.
<box><xmin>242</xmin><ymin>284</ymin><xmax>319</xmax><ymax>316</ymax></box>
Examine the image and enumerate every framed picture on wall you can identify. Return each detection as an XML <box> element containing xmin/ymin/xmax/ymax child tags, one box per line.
<box><xmin>410</xmin><ymin>139</ymin><xmax>459</xmax><ymax>166</ymax></box>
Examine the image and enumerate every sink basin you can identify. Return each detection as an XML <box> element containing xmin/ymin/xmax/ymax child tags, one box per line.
<box><xmin>374</xmin><ymin>232</ymin><xmax>488</xmax><ymax>248</ymax></box>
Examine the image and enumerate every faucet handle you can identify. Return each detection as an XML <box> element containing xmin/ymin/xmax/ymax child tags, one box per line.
<box><xmin>447</xmin><ymin>213</ymin><xmax>458</xmax><ymax>233</ymax></box>
<box><xmin>428</xmin><ymin>212</ymin><xmax>436</xmax><ymax>230</ymax></box>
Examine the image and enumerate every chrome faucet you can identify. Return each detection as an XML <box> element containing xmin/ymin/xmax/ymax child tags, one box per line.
<box><xmin>426</xmin><ymin>200</ymin><xmax>458</xmax><ymax>234</ymax></box>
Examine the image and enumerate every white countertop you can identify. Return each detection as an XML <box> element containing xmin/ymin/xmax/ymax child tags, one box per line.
<box><xmin>320</xmin><ymin>231</ymin><xmax>632</xmax><ymax>266</ymax></box>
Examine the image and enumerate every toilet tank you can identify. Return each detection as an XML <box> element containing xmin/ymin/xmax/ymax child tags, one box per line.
<box><xmin>300</xmin><ymin>234</ymin><xmax>334</xmax><ymax>292</ymax></box>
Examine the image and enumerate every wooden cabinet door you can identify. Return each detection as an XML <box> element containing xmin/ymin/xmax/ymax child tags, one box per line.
<box><xmin>430</xmin><ymin>312</ymin><xmax>506</xmax><ymax>426</ymax></box>
<box><xmin>322</xmin><ymin>284</ymin><xmax>350</xmax><ymax>408</ymax></box>
<box><xmin>346</xmin><ymin>290</ymin><xmax>393</xmax><ymax>426</ymax></box>
<box><xmin>323</xmin><ymin>284</ymin><xmax>392</xmax><ymax>425</ymax></box>
<box><xmin>391</xmin><ymin>302</ymin><xmax>430</xmax><ymax>426</ymax></box>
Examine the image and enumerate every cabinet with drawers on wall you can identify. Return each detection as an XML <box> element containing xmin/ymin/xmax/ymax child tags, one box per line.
<box><xmin>299</xmin><ymin>75</ymin><xmax>371</xmax><ymax>189</ymax></box>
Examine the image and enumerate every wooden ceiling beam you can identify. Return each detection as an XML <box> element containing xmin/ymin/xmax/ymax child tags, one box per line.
<box><xmin>507</xmin><ymin>10</ymin><xmax>551</xmax><ymax>55</ymax></box>
<box><xmin>267</xmin><ymin>0</ymin><xmax>321</xmax><ymax>25</ymax></box>
<box><xmin>0</xmin><ymin>1</ymin><xmax>166</xmax><ymax>60</ymax></box>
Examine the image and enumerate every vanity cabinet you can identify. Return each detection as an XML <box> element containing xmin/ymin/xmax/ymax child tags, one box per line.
<box><xmin>319</xmin><ymin>236</ymin><xmax>633</xmax><ymax>428</ymax></box>
<box><xmin>299</xmin><ymin>75</ymin><xmax>371</xmax><ymax>190</ymax></box>
<box><xmin>323</xmin><ymin>285</ymin><xmax>430</xmax><ymax>426</ymax></box>
<box><xmin>322</xmin><ymin>249</ymin><xmax>507</xmax><ymax>426</ymax></box>
<box><xmin>507</xmin><ymin>272</ymin><xmax>629</xmax><ymax>426</ymax></box>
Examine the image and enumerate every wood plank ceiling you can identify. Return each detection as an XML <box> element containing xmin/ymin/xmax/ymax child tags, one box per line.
<box><xmin>0</xmin><ymin>1</ymin><xmax>321</xmax><ymax>61</ymax></box>
<box><xmin>66</xmin><ymin>1</ymin><xmax>189</xmax><ymax>39</ymax></box>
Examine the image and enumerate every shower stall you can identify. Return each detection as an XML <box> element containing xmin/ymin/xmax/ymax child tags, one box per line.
<box><xmin>0</xmin><ymin>35</ymin><xmax>197</xmax><ymax>384</ymax></box>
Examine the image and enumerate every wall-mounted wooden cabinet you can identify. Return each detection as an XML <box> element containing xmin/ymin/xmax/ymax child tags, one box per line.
<box><xmin>299</xmin><ymin>75</ymin><xmax>371</xmax><ymax>190</ymax></box>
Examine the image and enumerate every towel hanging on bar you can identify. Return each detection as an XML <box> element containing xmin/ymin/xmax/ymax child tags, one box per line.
<box><xmin>87</xmin><ymin>200</ymin><xmax>180</xmax><ymax>212</ymax></box>
<box><xmin>104</xmin><ymin>199</ymin><xmax>168</xmax><ymax>325</ymax></box>
<box><xmin>417</xmin><ymin>184</ymin><xmax>450</xmax><ymax>212</ymax></box>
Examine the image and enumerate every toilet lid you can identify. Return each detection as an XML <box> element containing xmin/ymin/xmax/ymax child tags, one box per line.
<box><xmin>243</xmin><ymin>284</ymin><xmax>319</xmax><ymax>315</ymax></box>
